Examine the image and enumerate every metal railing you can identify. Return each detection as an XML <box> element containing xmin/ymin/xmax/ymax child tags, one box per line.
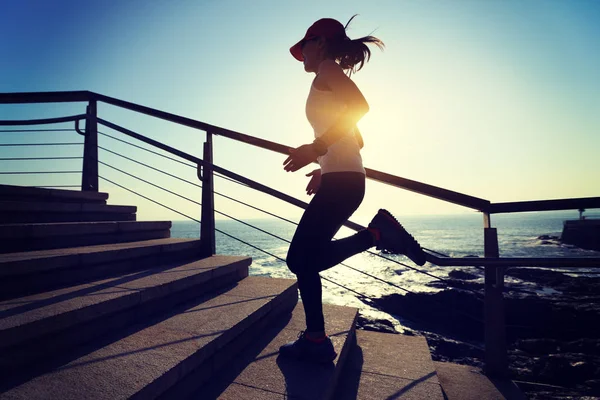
<box><xmin>2</xmin><ymin>90</ymin><xmax>600</xmax><ymax>378</ymax></box>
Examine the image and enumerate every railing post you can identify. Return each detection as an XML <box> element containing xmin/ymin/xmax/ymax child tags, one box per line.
<box><xmin>81</xmin><ymin>100</ymin><xmax>98</xmax><ymax>191</ymax></box>
<box><xmin>483</xmin><ymin>212</ymin><xmax>508</xmax><ymax>377</ymax></box>
<box><xmin>199</xmin><ymin>132</ymin><xmax>216</xmax><ymax>257</ymax></box>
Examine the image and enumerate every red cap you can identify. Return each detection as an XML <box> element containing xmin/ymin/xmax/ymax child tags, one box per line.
<box><xmin>290</xmin><ymin>18</ymin><xmax>347</xmax><ymax>61</ymax></box>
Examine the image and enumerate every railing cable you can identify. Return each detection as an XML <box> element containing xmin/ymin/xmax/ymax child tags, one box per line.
<box><xmin>99</xmin><ymin>131</ymin><xmax>194</xmax><ymax>168</ymax></box>
<box><xmin>99</xmin><ymin>130</ymin><xmax>245</xmax><ymax>186</ymax></box>
<box><xmin>99</xmin><ymin>175</ymin><xmax>199</xmax><ymax>222</ymax></box>
<box><xmin>99</xmin><ymin>146</ymin><xmax>198</xmax><ymax>187</ymax></box>
<box><xmin>98</xmin><ymin>145</ymin><xmax>295</xmax><ymax>225</ymax></box>
<box><xmin>99</xmin><ymin>160</ymin><xmax>293</xmax><ymax>245</ymax></box>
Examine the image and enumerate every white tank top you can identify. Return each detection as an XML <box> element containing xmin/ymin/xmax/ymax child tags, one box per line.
<box><xmin>305</xmin><ymin>80</ymin><xmax>365</xmax><ymax>175</ymax></box>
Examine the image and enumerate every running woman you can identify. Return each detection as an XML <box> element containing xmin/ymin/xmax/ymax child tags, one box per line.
<box><xmin>280</xmin><ymin>16</ymin><xmax>426</xmax><ymax>363</ymax></box>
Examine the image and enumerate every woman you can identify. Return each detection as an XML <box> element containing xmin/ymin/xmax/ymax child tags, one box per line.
<box><xmin>280</xmin><ymin>16</ymin><xmax>426</xmax><ymax>363</ymax></box>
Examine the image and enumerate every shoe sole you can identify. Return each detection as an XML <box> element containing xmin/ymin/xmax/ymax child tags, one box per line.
<box><xmin>375</xmin><ymin>209</ymin><xmax>427</xmax><ymax>266</ymax></box>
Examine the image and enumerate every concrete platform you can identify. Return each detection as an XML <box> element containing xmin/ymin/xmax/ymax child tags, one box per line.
<box><xmin>0</xmin><ymin>184</ymin><xmax>108</xmax><ymax>204</ymax></box>
<box><xmin>434</xmin><ymin>361</ymin><xmax>526</xmax><ymax>400</ymax></box>
<box><xmin>0</xmin><ymin>221</ymin><xmax>172</xmax><ymax>253</ymax></box>
<box><xmin>0</xmin><ymin>276</ymin><xmax>298</xmax><ymax>399</ymax></box>
<box><xmin>333</xmin><ymin>331</ymin><xmax>444</xmax><ymax>399</ymax></box>
<box><xmin>193</xmin><ymin>302</ymin><xmax>358</xmax><ymax>400</ymax></box>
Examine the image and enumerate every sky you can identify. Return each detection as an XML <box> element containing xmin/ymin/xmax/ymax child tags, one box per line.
<box><xmin>1</xmin><ymin>0</ymin><xmax>599</xmax><ymax>225</ymax></box>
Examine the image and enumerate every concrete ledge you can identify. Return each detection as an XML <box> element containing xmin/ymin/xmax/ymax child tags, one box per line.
<box><xmin>434</xmin><ymin>361</ymin><xmax>526</xmax><ymax>400</ymax></box>
<box><xmin>333</xmin><ymin>331</ymin><xmax>444</xmax><ymax>399</ymax></box>
<box><xmin>0</xmin><ymin>221</ymin><xmax>172</xmax><ymax>239</ymax></box>
<box><xmin>0</xmin><ymin>255</ymin><xmax>251</xmax><ymax>353</ymax></box>
<box><xmin>0</xmin><ymin>222</ymin><xmax>173</xmax><ymax>253</ymax></box>
<box><xmin>0</xmin><ymin>201</ymin><xmax>135</xmax><ymax>214</ymax></box>
<box><xmin>1</xmin><ymin>276</ymin><xmax>296</xmax><ymax>400</ymax></box>
<box><xmin>0</xmin><ymin>238</ymin><xmax>201</xmax><ymax>277</ymax></box>
<box><xmin>0</xmin><ymin>184</ymin><xmax>108</xmax><ymax>204</ymax></box>
<box><xmin>0</xmin><ymin>211</ymin><xmax>137</xmax><ymax>224</ymax></box>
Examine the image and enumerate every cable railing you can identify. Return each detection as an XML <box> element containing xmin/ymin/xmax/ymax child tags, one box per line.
<box><xmin>0</xmin><ymin>125</ymin><xmax>83</xmax><ymax>188</ymax></box>
<box><xmin>1</xmin><ymin>90</ymin><xmax>599</xmax><ymax>379</ymax></box>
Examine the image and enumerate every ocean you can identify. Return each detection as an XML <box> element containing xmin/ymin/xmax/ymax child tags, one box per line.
<box><xmin>171</xmin><ymin>211</ymin><xmax>600</xmax><ymax>329</ymax></box>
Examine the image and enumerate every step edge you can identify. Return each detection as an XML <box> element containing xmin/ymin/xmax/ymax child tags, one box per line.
<box><xmin>0</xmin><ymin>256</ymin><xmax>251</xmax><ymax>349</ymax></box>
<box><xmin>0</xmin><ymin>239</ymin><xmax>203</xmax><ymax>275</ymax></box>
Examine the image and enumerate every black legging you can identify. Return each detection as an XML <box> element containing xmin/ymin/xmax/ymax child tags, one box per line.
<box><xmin>286</xmin><ymin>171</ymin><xmax>374</xmax><ymax>333</ymax></box>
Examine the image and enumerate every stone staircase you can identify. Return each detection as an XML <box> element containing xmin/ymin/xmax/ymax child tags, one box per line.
<box><xmin>0</xmin><ymin>184</ymin><xmax>520</xmax><ymax>399</ymax></box>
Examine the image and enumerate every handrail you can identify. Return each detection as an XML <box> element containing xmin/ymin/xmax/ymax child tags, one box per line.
<box><xmin>2</xmin><ymin>91</ymin><xmax>599</xmax><ymax>214</ymax></box>
<box><xmin>91</xmin><ymin>92</ymin><xmax>493</xmax><ymax>211</ymax></box>
<box><xmin>426</xmin><ymin>253</ymin><xmax>600</xmax><ymax>268</ymax></box>
<box><xmin>0</xmin><ymin>114</ymin><xmax>87</xmax><ymax>126</ymax></box>
<box><xmin>490</xmin><ymin>197</ymin><xmax>600</xmax><ymax>214</ymax></box>
<box><xmin>365</xmin><ymin>168</ymin><xmax>490</xmax><ymax>211</ymax></box>
<box><xmin>0</xmin><ymin>91</ymin><xmax>91</xmax><ymax>104</ymax></box>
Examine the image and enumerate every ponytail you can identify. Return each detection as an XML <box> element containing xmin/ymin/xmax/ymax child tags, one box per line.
<box><xmin>327</xmin><ymin>15</ymin><xmax>385</xmax><ymax>76</ymax></box>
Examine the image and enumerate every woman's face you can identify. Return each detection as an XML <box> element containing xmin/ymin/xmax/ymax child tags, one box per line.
<box><xmin>301</xmin><ymin>37</ymin><xmax>324</xmax><ymax>73</ymax></box>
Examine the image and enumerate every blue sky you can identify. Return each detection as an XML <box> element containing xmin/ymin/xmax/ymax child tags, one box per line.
<box><xmin>1</xmin><ymin>0</ymin><xmax>599</xmax><ymax>223</ymax></box>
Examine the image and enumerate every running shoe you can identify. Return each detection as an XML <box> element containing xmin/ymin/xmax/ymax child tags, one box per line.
<box><xmin>279</xmin><ymin>331</ymin><xmax>337</xmax><ymax>364</ymax></box>
<box><xmin>369</xmin><ymin>208</ymin><xmax>427</xmax><ymax>266</ymax></box>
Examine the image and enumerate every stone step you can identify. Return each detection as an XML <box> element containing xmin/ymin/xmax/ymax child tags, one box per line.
<box><xmin>434</xmin><ymin>361</ymin><xmax>526</xmax><ymax>400</ymax></box>
<box><xmin>186</xmin><ymin>302</ymin><xmax>359</xmax><ymax>400</ymax></box>
<box><xmin>0</xmin><ymin>238</ymin><xmax>204</xmax><ymax>299</ymax></box>
<box><xmin>0</xmin><ymin>255</ymin><xmax>251</xmax><ymax>376</ymax></box>
<box><xmin>0</xmin><ymin>221</ymin><xmax>172</xmax><ymax>253</ymax></box>
<box><xmin>0</xmin><ymin>200</ymin><xmax>136</xmax><ymax>223</ymax></box>
<box><xmin>1</xmin><ymin>276</ymin><xmax>298</xmax><ymax>399</ymax></box>
<box><xmin>0</xmin><ymin>184</ymin><xmax>108</xmax><ymax>204</ymax></box>
<box><xmin>333</xmin><ymin>330</ymin><xmax>445</xmax><ymax>399</ymax></box>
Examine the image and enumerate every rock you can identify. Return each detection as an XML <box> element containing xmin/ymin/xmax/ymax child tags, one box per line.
<box><xmin>538</xmin><ymin>235</ymin><xmax>559</xmax><ymax>240</ymax></box>
<box><xmin>356</xmin><ymin>314</ymin><xmax>398</xmax><ymax>334</ymax></box>
<box><xmin>425</xmin><ymin>333</ymin><xmax>484</xmax><ymax>360</ymax></box>
<box><xmin>585</xmin><ymin>379</ymin><xmax>600</xmax><ymax>390</ymax></box>
<box><xmin>448</xmin><ymin>269</ymin><xmax>479</xmax><ymax>280</ymax></box>
<box><xmin>533</xmin><ymin>354</ymin><xmax>598</xmax><ymax>386</ymax></box>
<box><xmin>427</xmin><ymin>279</ymin><xmax>483</xmax><ymax>292</ymax></box>
<box><xmin>516</xmin><ymin>338</ymin><xmax>560</xmax><ymax>355</ymax></box>
<box><xmin>369</xmin><ymin>290</ymin><xmax>484</xmax><ymax>341</ymax></box>
<box><xmin>563</xmin><ymin>338</ymin><xmax>600</xmax><ymax>356</ymax></box>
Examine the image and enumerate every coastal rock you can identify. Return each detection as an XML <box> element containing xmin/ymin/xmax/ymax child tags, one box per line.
<box><xmin>538</xmin><ymin>235</ymin><xmax>559</xmax><ymax>241</ymax></box>
<box><xmin>427</xmin><ymin>278</ymin><xmax>483</xmax><ymax>292</ymax></box>
<box><xmin>532</xmin><ymin>354</ymin><xmax>599</xmax><ymax>386</ymax></box>
<box><xmin>356</xmin><ymin>314</ymin><xmax>398</xmax><ymax>334</ymax></box>
<box><xmin>516</xmin><ymin>338</ymin><xmax>560</xmax><ymax>355</ymax></box>
<box><xmin>448</xmin><ymin>269</ymin><xmax>479</xmax><ymax>280</ymax></box>
<box><xmin>369</xmin><ymin>290</ymin><xmax>484</xmax><ymax>341</ymax></box>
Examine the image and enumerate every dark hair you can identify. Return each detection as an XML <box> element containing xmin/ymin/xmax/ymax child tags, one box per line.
<box><xmin>326</xmin><ymin>15</ymin><xmax>385</xmax><ymax>75</ymax></box>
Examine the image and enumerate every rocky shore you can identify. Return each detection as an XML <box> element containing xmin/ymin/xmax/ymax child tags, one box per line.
<box><xmin>357</xmin><ymin>264</ymin><xmax>600</xmax><ymax>399</ymax></box>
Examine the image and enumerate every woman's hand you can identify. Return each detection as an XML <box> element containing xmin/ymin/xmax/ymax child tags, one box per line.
<box><xmin>283</xmin><ymin>144</ymin><xmax>319</xmax><ymax>172</ymax></box>
<box><xmin>305</xmin><ymin>169</ymin><xmax>321</xmax><ymax>196</ymax></box>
